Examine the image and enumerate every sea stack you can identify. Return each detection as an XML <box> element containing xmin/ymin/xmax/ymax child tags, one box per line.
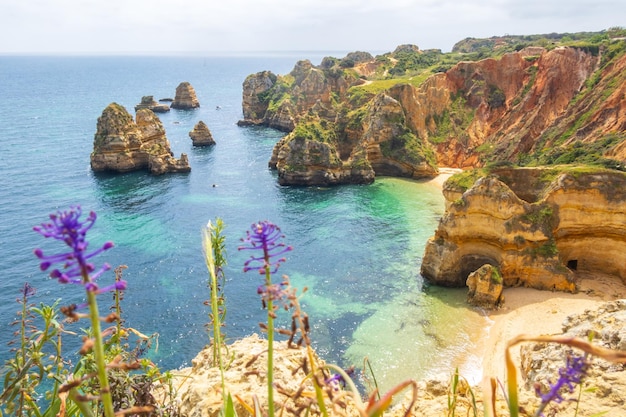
<box><xmin>189</xmin><ymin>121</ymin><xmax>216</xmax><ymax>146</ymax></box>
<box><xmin>134</xmin><ymin>95</ymin><xmax>170</xmax><ymax>113</ymax></box>
<box><xmin>171</xmin><ymin>82</ymin><xmax>200</xmax><ymax>109</ymax></box>
<box><xmin>90</xmin><ymin>103</ymin><xmax>190</xmax><ymax>175</ymax></box>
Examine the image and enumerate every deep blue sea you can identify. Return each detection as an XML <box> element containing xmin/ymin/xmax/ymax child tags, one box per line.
<box><xmin>0</xmin><ymin>54</ymin><xmax>489</xmax><ymax>392</ymax></box>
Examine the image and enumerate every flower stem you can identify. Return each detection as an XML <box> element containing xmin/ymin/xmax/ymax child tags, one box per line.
<box><xmin>267</xmin><ymin>308</ymin><xmax>275</xmax><ymax>416</ymax></box>
<box><xmin>86</xmin><ymin>289</ymin><xmax>115</xmax><ymax>417</ymax></box>
<box><xmin>265</xmin><ymin>269</ymin><xmax>275</xmax><ymax>417</ymax></box>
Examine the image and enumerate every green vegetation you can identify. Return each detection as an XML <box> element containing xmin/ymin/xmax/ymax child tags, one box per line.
<box><xmin>427</xmin><ymin>93</ymin><xmax>474</xmax><ymax>145</ymax></box>
<box><xmin>520</xmin><ymin>204</ymin><xmax>555</xmax><ymax>233</ymax></box>
<box><xmin>291</xmin><ymin>118</ymin><xmax>337</xmax><ymax>144</ymax></box>
<box><xmin>491</xmin><ymin>267</ymin><xmax>503</xmax><ymax>284</ymax></box>
<box><xmin>252</xmin><ymin>28</ymin><xmax>625</xmax><ymax>184</ymax></box>
<box><xmin>379</xmin><ymin>130</ymin><xmax>433</xmax><ymax>167</ymax></box>
<box><xmin>530</xmin><ymin>239</ymin><xmax>559</xmax><ymax>258</ymax></box>
<box><xmin>512</xmin><ymin>65</ymin><xmax>538</xmax><ymax>106</ymax></box>
<box><xmin>532</xmin><ymin>134</ymin><xmax>625</xmax><ymax>171</ymax></box>
<box><xmin>446</xmin><ymin>169</ymin><xmax>488</xmax><ymax>191</ymax></box>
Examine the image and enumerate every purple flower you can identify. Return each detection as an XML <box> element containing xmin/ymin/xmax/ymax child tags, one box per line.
<box><xmin>238</xmin><ymin>221</ymin><xmax>292</xmax><ymax>275</ymax></box>
<box><xmin>22</xmin><ymin>282</ymin><xmax>36</xmax><ymax>299</ymax></box>
<box><xmin>33</xmin><ymin>206</ymin><xmax>125</xmax><ymax>294</ymax></box>
<box><xmin>535</xmin><ymin>352</ymin><xmax>589</xmax><ymax>413</ymax></box>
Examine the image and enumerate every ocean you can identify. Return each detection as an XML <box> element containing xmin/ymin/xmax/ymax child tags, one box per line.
<box><xmin>0</xmin><ymin>54</ymin><xmax>489</xmax><ymax>393</ymax></box>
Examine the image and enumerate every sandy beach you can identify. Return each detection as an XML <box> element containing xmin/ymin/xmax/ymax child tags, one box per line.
<box><xmin>426</xmin><ymin>168</ymin><xmax>626</xmax><ymax>383</ymax></box>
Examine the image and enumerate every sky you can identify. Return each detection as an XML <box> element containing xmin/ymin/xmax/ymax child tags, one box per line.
<box><xmin>0</xmin><ymin>0</ymin><xmax>624</xmax><ymax>55</ymax></box>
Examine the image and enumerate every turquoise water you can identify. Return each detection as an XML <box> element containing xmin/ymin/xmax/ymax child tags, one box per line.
<box><xmin>0</xmin><ymin>55</ymin><xmax>488</xmax><ymax>393</ymax></box>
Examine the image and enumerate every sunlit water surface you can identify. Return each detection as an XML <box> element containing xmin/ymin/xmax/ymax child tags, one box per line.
<box><xmin>0</xmin><ymin>54</ymin><xmax>490</xmax><ymax>393</ymax></box>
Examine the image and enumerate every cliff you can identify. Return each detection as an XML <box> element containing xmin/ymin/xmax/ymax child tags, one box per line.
<box><xmin>420</xmin><ymin>167</ymin><xmax>626</xmax><ymax>291</ymax></box>
<box><xmin>239</xmin><ymin>33</ymin><xmax>625</xmax><ymax>185</ymax></box>
<box><xmin>169</xmin><ymin>300</ymin><xmax>626</xmax><ymax>416</ymax></box>
<box><xmin>90</xmin><ymin>103</ymin><xmax>190</xmax><ymax>175</ymax></box>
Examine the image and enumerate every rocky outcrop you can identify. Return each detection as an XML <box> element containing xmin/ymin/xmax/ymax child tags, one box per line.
<box><xmin>134</xmin><ymin>95</ymin><xmax>170</xmax><ymax>113</ymax></box>
<box><xmin>189</xmin><ymin>121</ymin><xmax>215</xmax><ymax>146</ymax></box>
<box><xmin>173</xmin><ymin>334</ymin><xmax>335</xmax><ymax>417</ymax></box>
<box><xmin>466</xmin><ymin>264</ymin><xmax>504</xmax><ymax>308</ymax></box>
<box><xmin>520</xmin><ymin>300</ymin><xmax>626</xmax><ymax>416</ymax></box>
<box><xmin>90</xmin><ymin>103</ymin><xmax>190</xmax><ymax>175</ymax></box>
<box><xmin>421</xmin><ymin>167</ymin><xmax>626</xmax><ymax>291</ymax></box>
<box><xmin>245</xmin><ymin>55</ymin><xmax>437</xmax><ymax>185</ymax></box>
<box><xmin>269</xmin><ymin>130</ymin><xmax>375</xmax><ymax>186</ymax></box>
<box><xmin>240</xmin><ymin>42</ymin><xmax>625</xmax><ymax>186</ymax></box>
<box><xmin>171</xmin><ymin>82</ymin><xmax>200</xmax><ymax>109</ymax></box>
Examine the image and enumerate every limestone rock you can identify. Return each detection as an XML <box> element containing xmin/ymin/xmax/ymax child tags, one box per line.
<box><xmin>90</xmin><ymin>103</ymin><xmax>190</xmax><ymax>175</ymax></box>
<box><xmin>173</xmin><ymin>334</ymin><xmax>334</xmax><ymax>417</ymax></box>
<box><xmin>171</xmin><ymin>81</ymin><xmax>200</xmax><ymax>109</ymax></box>
<box><xmin>270</xmin><ymin>131</ymin><xmax>375</xmax><ymax>186</ymax></box>
<box><xmin>189</xmin><ymin>121</ymin><xmax>215</xmax><ymax>146</ymax></box>
<box><xmin>466</xmin><ymin>264</ymin><xmax>504</xmax><ymax>308</ymax></box>
<box><xmin>134</xmin><ymin>95</ymin><xmax>170</xmax><ymax>113</ymax></box>
<box><xmin>240</xmin><ymin>46</ymin><xmax>625</xmax><ymax>187</ymax></box>
<box><xmin>520</xmin><ymin>300</ymin><xmax>626</xmax><ymax>416</ymax></box>
<box><xmin>248</xmin><ymin>56</ymin><xmax>437</xmax><ymax>186</ymax></box>
<box><xmin>421</xmin><ymin>167</ymin><xmax>626</xmax><ymax>292</ymax></box>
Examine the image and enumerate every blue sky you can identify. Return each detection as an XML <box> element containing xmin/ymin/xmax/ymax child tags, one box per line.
<box><xmin>0</xmin><ymin>0</ymin><xmax>623</xmax><ymax>54</ymax></box>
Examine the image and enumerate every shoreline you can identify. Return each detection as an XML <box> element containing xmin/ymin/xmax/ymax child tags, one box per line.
<box><xmin>480</xmin><ymin>272</ymin><xmax>626</xmax><ymax>382</ymax></box>
<box><xmin>425</xmin><ymin>168</ymin><xmax>626</xmax><ymax>384</ymax></box>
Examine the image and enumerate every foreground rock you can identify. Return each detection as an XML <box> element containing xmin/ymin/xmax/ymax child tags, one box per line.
<box><xmin>421</xmin><ymin>167</ymin><xmax>626</xmax><ymax>292</ymax></box>
<box><xmin>520</xmin><ymin>300</ymin><xmax>626</xmax><ymax>416</ymax></box>
<box><xmin>189</xmin><ymin>121</ymin><xmax>215</xmax><ymax>146</ymax></box>
<box><xmin>90</xmin><ymin>103</ymin><xmax>190</xmax><ymax>175</ymax></box>
<box><xmin>134</xmin><ymin>95</ymin><xmax>170</xmax><ymax>113</ymax></box>
<box><xmin>171</xmin><ymin>82</ymin><xmax>200</xmax><ymax>109</ymax></box>
<box><xmin>168</xmin><ymin>301</ymin><xmax>626</xmax><ymax>417</ymax></box>
<box><xmin>172</xmin><ymin>334</ymin><xmax>345</xmax><ymax>417</ymax></box>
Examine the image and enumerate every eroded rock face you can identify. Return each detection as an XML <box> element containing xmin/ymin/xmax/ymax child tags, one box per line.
<box><xmin>421</xmin><ymin>168</ymin><xmax>626</xmax><ymax>292</ymax></box>
<box><xmin>466</xmin><ymin>264</ymin><xmax>504</xmax><ymax>308</ymax></box>
<box><xmin>90</xmin><ymin>103</ymin><xmax>190</xmax><ymax>175</ymax></box>
<box><xmin>189</xmin><ymin>120</ymin><xmax>215</xmax><ymax>146</ymax></box>
<box><xmin>241</xmin><ymin>46</ymin><xmax>625</xmax><ymax>186</ymax></box>
<box><xmin>171</xmin><ymin>81</ymin><xmax>200</xmax><ymax>109</ymax></box>
<box><xmin>270</xmin><ymin>134</ymin><xmax>375</xmax><ymax>186</ymax></box>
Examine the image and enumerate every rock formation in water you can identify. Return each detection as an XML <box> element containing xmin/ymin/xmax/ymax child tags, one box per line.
<box><xmin>189</xmin><ymin>120</ymin><xmax>215</xmax><ymax>146</ymax></box>
<box><xmin>240</xmin><ymin>56</ymin><xmax>437</xmax><ymax>185</ymax></box>
<box><xmin>171</xmin><ymin>81</ymin><xmax>200</xmax><ymax>109</ymax></box>
<box><xmin>90</xmin><ymin>103</ymin><xmax>190</xmax><ymax>175</ymax></box>
<box><xmin>239</xmin><ymin>36</ymin><xmax>626</xmax><ymax>186</ymax></box>
<box><xmin>420</xmin><ymin>167</ymin><xmax>626</xmax><ymax>292</ymax></box>
<box><xmin>134</xmin><ymin>95</ymin><xmax>170</xmax><ymax>113</ymax></box>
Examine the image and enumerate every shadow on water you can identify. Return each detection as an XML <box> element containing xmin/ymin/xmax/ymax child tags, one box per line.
<box><xmin>91</xmin><ymin>170</ymin><xmax>175</xmax><ymax>211</ymax></box>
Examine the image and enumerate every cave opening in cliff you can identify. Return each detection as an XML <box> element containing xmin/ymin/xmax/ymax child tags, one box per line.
<box><xmin>459</xmin><ymin>255</ymin><xmax>499</xmax><ymax>284</ymax></box>
<box><xmin>567</xmin><ymin>259</ymin><xmax>578</xmax><ymax>271</ymax></box>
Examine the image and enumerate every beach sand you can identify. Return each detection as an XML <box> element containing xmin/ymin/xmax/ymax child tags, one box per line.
<box><xmin>426</xmin><ymin>168</ymin><xmax>626</xmax><ymax>383</ymax></box>
<box><xmin>481</xmin><ymin>273</ymin><xmax>626</xmax><ymax>381</ymax></box>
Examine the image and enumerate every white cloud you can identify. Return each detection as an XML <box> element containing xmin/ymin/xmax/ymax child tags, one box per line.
<box><xmin>0</xmin><ymin>0</ymin><xmax>623</xmax><ymax>54</ymax></box>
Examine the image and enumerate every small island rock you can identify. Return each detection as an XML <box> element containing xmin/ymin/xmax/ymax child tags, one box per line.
<box><xmin>90</xmin><ymin>103</ymin><xmax>190</xmax><ymax>175</ymax></box>
<box><xmin>189</xmin><ymin>121</ymin><xmax>215</xmax><ymax>146</ymax></box>
<box><xmin>171</xmin><ymin>82</ymin><xmax>200</xmax><ymax>109</ymax></box>
<box><xmin>134</xmin><ymin>95</ymin><xmax>170</xmax><ymax>113</ymax></box>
